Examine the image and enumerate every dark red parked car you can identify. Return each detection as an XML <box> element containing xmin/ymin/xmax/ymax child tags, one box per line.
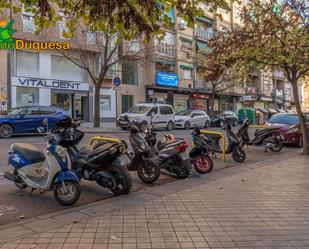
<box><xmin>266</xmin><ymin>113</ymin><xmax>309</xmax><ymax>147</ymax></box>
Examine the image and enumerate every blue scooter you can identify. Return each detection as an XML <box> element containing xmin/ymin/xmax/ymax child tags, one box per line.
<box><xmin>4</xmin><ymin>119</ymin><xmax>81</xmax><ymax>206</ymax></box>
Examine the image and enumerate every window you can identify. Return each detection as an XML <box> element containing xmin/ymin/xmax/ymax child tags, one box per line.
<box><xmin>59</xmin><ymin>11</ymin><xmax>69</xmax><ymax>39</ymax></box>
<box><xmin>87</xmin><ymin>32</ymin><xmax>96</xmax><ymax>45</ymax></box>
<box><xmin>100</xmin><ymin>95</ymin><xmax>111</xmax><ymax>112</ymax></box>
<box><xmin>51</xmin><ymin>55</ymin><xmax>84</xmax><ymax>81</ymax></box>
<box><xmin>181</xmin><ymin>68</ymin><xmax>192</xmax><ymax>80</ymax></box>
<box><xmin>148</xmin><ymin>107</ymin><xmax>158</xmax><ymax>115</ymax></box>
<box><xmin>22</xmin><ymin>14</ymin><xmax>36</xmax><ymax>33</ymax></box>
<box><xmin>160</xmin><ymin>106</ymin><xmax>173</xmax><ymax>115</ymax></box>
<box><xmin>122</xmin><ymin>60</ymin><xmax>138</xmax><ymax>85</ymax></box>
<box><xmin>16</xmin><ymin>51</ymin><xmax>39</xmax><ymax>77</ymax></box>
<box><xmin>263</xmin><ymin>80</ymin><xmax>272</xmax><ymax>91</ymax></box>
<box><xmin>128</xmin><ymin>39</ymin><xmax>140</xmax><ymax>52</ymax></box>
<box><xmin>16</xmin><ymin>87</ymin><xmax>39</xmax><ymax>107</ymax></box>
<box><xmin>122</xmin><ymin>95</ymin><xmax>134</xmax><ymax>113</ymax></box>
<box><xmin>181</xmin><ymin>39</ymin><xmax>192</xmax><ymax>53</ymax></box>
<box><xmin>23</xmin><ymin>106</ymin><xmax>40</xmax><ymax>115</ymax></box>
<box><xmin>39</xmin><ymin>107</ymin><xmax>56</xmax><ymax>115</ymax></box>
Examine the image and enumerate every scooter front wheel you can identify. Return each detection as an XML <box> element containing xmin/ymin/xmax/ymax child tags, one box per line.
<box><xmin>53</xmin><ymin>181</ymin><xmax>81</xmax><ymax>206</ymax></box>
<box><xmin>137</xmin><ymin>159</ymin><xmax>160</xmax><ymax>184</ymax></box>
<box><xmin>193</xmin><ymin>155</ymin><xmax>214</xmax><ymax>174</ymax></box>
<box><xmin>232</xmin><ymin>148</ymin><xmax>246</xmax><ymax>163</ymax></box>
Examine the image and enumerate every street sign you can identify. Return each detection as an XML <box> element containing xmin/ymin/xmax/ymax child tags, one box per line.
<box><xmin>113</xmin><ymin>76</ymin><xmax>121</xmax><ymax>87</ymax></box>
<box><xmin>112</xmin><ymin>86</ymin><xmax>122</xmax><ymax>90</ymax></box>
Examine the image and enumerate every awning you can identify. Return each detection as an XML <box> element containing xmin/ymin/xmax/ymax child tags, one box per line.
<box><xmin>196</xmin><ymin>41</ymin><xmax>207</xmax><ymax>50</ymax></box>
<box><xmin>156</xmin><ymin>60</ymin><xmax>175</xmax><ymax>65</ymax></box>
<box><xmin>257</xmin><ymin>108</ymin><xmax>270</xmax><ymax>114</ymax></box>
<box><xmin>266</xmin><ymin>108</ymin><xmax>278</xmax><ymax>114</ymax></box>
<box><xmin>196</xmin><ymin>16</ymin><xmax>214</xmax><ymax>24</ymax></box>
<box><xmin>180</xmin><ymin>64</ymin><xmax>194</xmax><ymax>70</ymax></box>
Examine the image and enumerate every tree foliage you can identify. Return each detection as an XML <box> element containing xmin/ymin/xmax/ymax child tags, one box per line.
<box><xmin>210</xmin><ymin>0</ymin><xmax>309</xmax><ymax>154</ymax></box>
<box><xmin>1</xmin><ymin>0</ymin><xmax>230</xmax><ymax>40</ymax></box>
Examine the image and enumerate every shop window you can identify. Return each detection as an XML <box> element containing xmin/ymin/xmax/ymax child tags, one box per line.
<box><xmin>16</xmin><ymin>87</ymin><xmax>39</xmax><ymax>106</ymax></box>
<box><xmin>51</xmin><ymin>55</ymin><xmax>84</xmax><ymax>81</ymax></box>
<box><xmin>16</xmin><ymin>51</ymin><xmax>39</xmax><ymax>77</ymax></box>
<box><xmin>51</xmin><ymin>92</ymin><xmax>72</xmax><ymax>114</ymax></box>
<box><xmin>122</xmin><ymin>95</ymin><xmax>133</xmax><ymax>113</ymax></box>
<box><xmin>160</xmin><ymin>106</ymin><xmax>173</xmax><ymax>115</ymax></box>
<box><xmin>122</xmin><ymin>60</ymin><xmax>138</xmax><ymax>85</ymax></box>
<box><xmin>181</xmin><ymin>68</ymin><xmax>192</xmax><ymax>80</ymax></box>
<box><xmin>100</xmin><ymin>95</ymin><xmax>111</xmax><ymax>111</ymax></box>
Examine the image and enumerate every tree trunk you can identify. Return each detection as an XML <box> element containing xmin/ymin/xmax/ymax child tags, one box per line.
<box><xmin>291</xmin><ymin>78</ymin><xmax>309</xmax><ymax>155</ymax></box>
<box><xmin>210</xmin><ymin>91</ymin><xmax>215</xmax><ymax>115</ymax></box>
<box><xmin>93</xmin><ymin>84</ymin><xmax>101</xmax><ymax>128</ymax></box>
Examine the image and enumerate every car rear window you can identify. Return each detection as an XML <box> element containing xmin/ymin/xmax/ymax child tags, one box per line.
<box><xmin>268</xmin><ymin>114</ymin><xmax>299</xmax><ymax>125</ymax></box>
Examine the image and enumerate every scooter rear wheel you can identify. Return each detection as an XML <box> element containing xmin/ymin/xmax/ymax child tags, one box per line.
<box><xmin>232</xmin><ymin>148</ymin><xmax>246</xmax><ymax>162</ymax></box>
<box><xmin>137</xmin><ymin>159</ymin><xmax>160</xmax><ymax>184</ymax></box>
<box><xmin>269</xmin><ymin>139</ymin><xmax>283</xmax><ymax>152</ymax></box>
<box><xmin>54</xmin><ymin>181</ymin><xmax>81</xmax><ymax>206</ymax></box>
<box><xmin>108</xmin><ymin>165</ymin><xmax>133</xmax><ymax>195</ymax></box>
<box><xmin>14</xmin><ymin>170</ymin><xmax>27</xmax><ymax>190</ymax></box>
<box><xmin>193</xmin><ymin>155</ymin><xmax>214</xmax><ymax>174</ymax></box>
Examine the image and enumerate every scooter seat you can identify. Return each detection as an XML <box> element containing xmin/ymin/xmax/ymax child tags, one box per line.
<box><xmin>12</xmin><ymin>143</ymin><xmax>45</xmax><ymax>163</ymax></box>
<box><xmin>79</xmin><ymin>143</ymin><xmax>116</xmax><ymax>159</ymax></box>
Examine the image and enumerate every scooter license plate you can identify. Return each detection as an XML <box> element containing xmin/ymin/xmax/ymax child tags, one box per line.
<box><xmin>116</xmin><ymin>155</ymin><xmax>131</xmax><ymax>167</ymax></box>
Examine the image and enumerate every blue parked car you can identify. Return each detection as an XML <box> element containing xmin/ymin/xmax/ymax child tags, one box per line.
<box><xmin>0</xmin><ymin>106</ymin><xmax>70</xmax><ymax>138</ymax></box>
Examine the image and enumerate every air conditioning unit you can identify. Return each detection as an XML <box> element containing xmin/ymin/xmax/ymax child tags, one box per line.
<box><xmin>178</xmin><ymin>20</ymin><xmax>187</xmax><ymax>30</ymax></box>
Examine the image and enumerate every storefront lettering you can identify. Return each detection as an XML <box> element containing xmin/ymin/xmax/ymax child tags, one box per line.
<box><xmin>18</xmin><ymin>78</ymin><xmax>81</xmax><ymax>90</ymax></box>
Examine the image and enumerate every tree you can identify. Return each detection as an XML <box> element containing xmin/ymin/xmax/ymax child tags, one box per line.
<box><xmin>1</xmin><ymin>0</ymin><xmax>230</xmax><ymax>40</ymax></box>
<box><xmin>197</xmin><ymin>39</ymin><xmax>245</xmax><ymax>113</ymax></box>
<box><xmin>60</xmin><ymin>28</ymin><xmax>146</xmax><ymax>127</ymax></box>
<box><xmin>210</xmin><ymin>0</ymin><xmax>309</xmax><ymax>154</ymax></box>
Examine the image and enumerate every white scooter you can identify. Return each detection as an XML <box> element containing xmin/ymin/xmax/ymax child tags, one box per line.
<box><xmin>4</xmin><ymin>119</ymin><xmax>81</xmax><ymax>206</ymax></box>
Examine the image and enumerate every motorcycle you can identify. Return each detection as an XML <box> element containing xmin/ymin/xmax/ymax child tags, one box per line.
<box><xmin>126</xmin><ymin>117</ymin><xmax>161</xmax><ymax>184</ymax></box>
<box><xmin>52</xmin><ymin>118</ymin><xmax>132</xmax><ymax>195</ymax></box>
<box><xmin>142</xmin><ymin>113</ymin><xmax>191</xmax><ymax>179</ymax></box>
<box><xmin>237</xmin><ymin>118</ymin><xmax>283</xmax><ymax>152</ymax></box>
<box><xmin>203</xmin><ymin>124</ymin><xmax>247</xmax><ymax>163</ymax></box>
<box><xmin>4</xmin><ymin>119</ymin><xmax>81</xmax><ymax>206</ymax></box>
<box><xmin>189</xmin><ymin>126</ymin><xmax>214</xmax><ymax>174</ymax></box>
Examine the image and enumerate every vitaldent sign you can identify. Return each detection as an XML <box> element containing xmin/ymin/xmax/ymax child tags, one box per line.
<box><xmin>11</xmin><ymin>77</ymin><xmax>89</xmax><ymax>91</ymax></box>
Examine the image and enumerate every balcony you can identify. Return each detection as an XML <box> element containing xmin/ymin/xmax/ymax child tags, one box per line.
<box><xmin>155</xmin><ymin>43</ymin><xmax>176</xmax><ymax>59</ymax></box>
<box><xmin>273</xmin><ymin>70</ymin><xmax>285</xmax><ymax>79</ymax></box>
<box><xmin>195</xmin><ymin>28</ymin><xmax>215</xmax><ymax>41</ymax></box>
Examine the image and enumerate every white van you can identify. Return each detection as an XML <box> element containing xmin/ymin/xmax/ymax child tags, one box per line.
<box><xmin>117</xmin><ymin>103</ymin><xmax>175</xmax><ymax>130</ymax></box>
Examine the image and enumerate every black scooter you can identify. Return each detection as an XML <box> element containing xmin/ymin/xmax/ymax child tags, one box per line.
<box><xmin>126</xmin><ymin>117</ymin><xmax>161</xmax><ymax>184</ymax></box>
<box><xmin>237</xmin><ymin>118</ymin><xmax>283</xmax><ymax>152</ymax></box>
<box><xmin>203</xmin><ymin>124</ymin><xmax>247</xmax><ymax>162</ymax></box>
<box><xmin>189</xmin><ymin>126</ymin><xmax>214</xmax><ymax>174</ymax></box>
<box><xmin>142</xmin><ymin>113</ymin><xmax>191</xmax><ymax>179</ymax></box>
<box><xmin>52</xmin><ymin>118</ymin><xmax>132</xmax><ymax>195</ymax></box>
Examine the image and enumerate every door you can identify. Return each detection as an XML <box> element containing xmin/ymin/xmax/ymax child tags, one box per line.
<box><xmin>148</xmin><ymin>107</ymin><xmax>159</xmax><ymax>126</ymax></box>
<box><xmin>159</xmin><ymin>106</ymin><xmax>174</xmax><ymax>128</ymax></box>
<box><xmin>15</xmin><ymin>106</ymin><xmax>43</xmax><ymax>133</ymax></box>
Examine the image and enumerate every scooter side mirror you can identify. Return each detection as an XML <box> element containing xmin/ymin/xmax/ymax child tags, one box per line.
<box><xmin>37</xmin><ymin>127</ymin><xmax>45</xmax><ymax>133</ymax></box>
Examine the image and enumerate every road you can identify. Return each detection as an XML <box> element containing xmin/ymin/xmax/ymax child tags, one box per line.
<box><xmin>0</xmin><ymin>127</ymin><xmax>300</xmax><ymax>226</ymax></box>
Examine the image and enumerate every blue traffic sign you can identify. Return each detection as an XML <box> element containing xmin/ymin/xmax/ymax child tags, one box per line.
<box><xmin>113</xmin><ymin>77</ymin><xmax>121</xmax><ymax>87</ymax></box>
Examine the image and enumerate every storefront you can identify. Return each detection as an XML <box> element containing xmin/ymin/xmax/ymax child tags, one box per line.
<box><xmin>11</xmin><ymin>50</ymin><xmax>90</xmax><ymax>120</ymax></box>
<box><xmin>189</xmin><ymin>93</ymin><xmax>210</xmax><ymax>111</ymax></box>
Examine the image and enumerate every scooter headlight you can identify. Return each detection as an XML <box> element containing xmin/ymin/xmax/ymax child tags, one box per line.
<box><xmin>56</xmin><ymin>146</ymin><xmax>67</xmax><ymax>161</ymax></box>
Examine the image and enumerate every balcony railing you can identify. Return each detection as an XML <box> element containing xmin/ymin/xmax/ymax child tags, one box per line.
<box><xmin>195</xmin><ymin>28</ymin><xmax>215</xmax><ymax>41</ymax></box>
<box><xmin>273</xmin><ymin>70</ymin><xmax>285</xmax><ymax>79</ymax></box>
<box><xmin>155</xmin><ymin>43</ymin><xmax>176</xmax><ymax>58</ymax></box>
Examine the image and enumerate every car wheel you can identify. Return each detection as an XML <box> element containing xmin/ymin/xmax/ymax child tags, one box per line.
<box><xmin>204</xmin><ymin>120</ymin><xmax>210</xmax><ymax>128</ymax></box>
<box><xmin>166</xmin><ymin>121</ymin><xmax>174</xmax><ymax>131</ymax></box>
<box><xmin>184</xmin><ymin>121</ymin><xmax>190</xmax><ymax>130</ymax></box>
<box><xmin>0</xmin><ymin>124</ymin><xmax>14</xmax><ymax>138</ymax></box>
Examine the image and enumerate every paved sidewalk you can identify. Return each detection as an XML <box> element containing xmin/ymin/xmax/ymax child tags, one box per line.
<box><xmin>1</xmin><ymin>153</ymin><xmax>309</xmax><ymax>249</ymax></box>
<box><xmin>79</xmin><ymin>122</ymin><xmax>127</xmax><ymax>133</ymax></box>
